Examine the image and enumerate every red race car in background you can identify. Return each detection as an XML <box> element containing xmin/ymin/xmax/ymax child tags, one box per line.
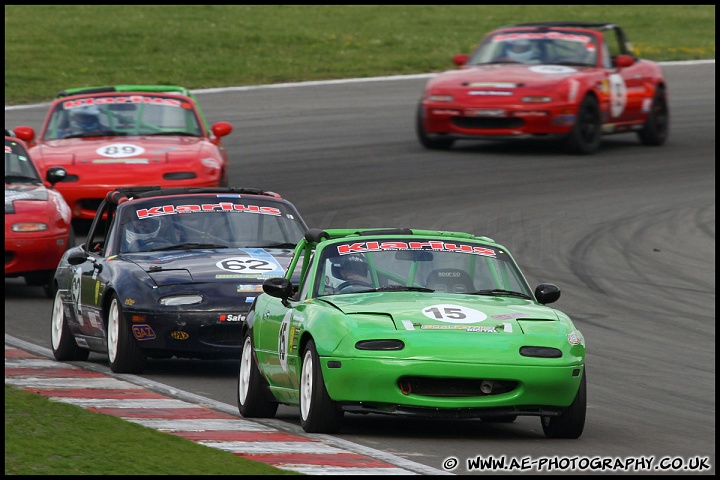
<box><xmin>13</xmin><ymin>85</ymin><xmax>233</xmax><ymax>221</ymax></box>
<box><xmin>5</xmin><ymin>134</ymin><xmax>73</xmax><ymax>297</ymax></box>
<box><xmin>416</xmin><ymin>21</ymin><xmax>669</xmax><ymax>154</ymax></box>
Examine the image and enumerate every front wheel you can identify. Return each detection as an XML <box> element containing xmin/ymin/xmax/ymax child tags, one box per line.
<box><xmin>106</xmin><ymin>293</ymin><xmax>146</xmax><ymax>373</ymax></box>
<box><xmin>563</xmin><ymin>95</ymin><xmax>602</xmax><ymax>155</ymax></box>
<box><xmin>637</xmin><ymin>86</ymin><xmax>669</xmax><ymax>146</ymax></box>
<box><xmin>51</xmin><ymin>289</ymin><xmax>89</xmax><ymax>361</ymax></box>
<box><xmin>237</xmin><ymin>330</ymin><xmax>278</xmax><ymax>418</ymax></box>
<box><xmin>416</xmin><ymin>104</ymin><xmax>454</xmax><ymax>150</ymax></box>
<box><xmin>299</xmin><ymin>339</ymin><xmax>344</xmax><ymax>433</ymax></box>
<box><xmin>542</xmin><ymin>369</ymin><xmax>586</xmax><ymax>439</ymax></box>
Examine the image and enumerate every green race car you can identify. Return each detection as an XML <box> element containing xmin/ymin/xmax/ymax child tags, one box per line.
<box><xmin>238</xmin><ymin>228</ymin><xmax>586</xmax><ymax>438</ymax></box>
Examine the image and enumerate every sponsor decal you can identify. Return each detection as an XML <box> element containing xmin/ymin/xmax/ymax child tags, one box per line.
<box><xmin>136</xmin><ymin>204</ymin><xmax>282</xmax><ymax>218</ymax></box>
<box><xmin>469</xmin><ymin>91</ymin><xmax>512</xmax><ymax>96</ymax></box>
<box><xmin>63</xmin><ymin>96</ymin><xmax>184</xmax><ymax>109</ymax></box>
<box><xmin>337</xmin><ymin>241</ymin><xmax>496</xmax><ymax>258</ymax></box>
<box><xmin>236</xmin><ymin>284</ymin><xmax>264</xmax><ymax>292</ymax></box>
<box><xmin>170</xmin><ymin>331</ymin><xmax>190</xmax><ymax>340</ymax></box>
<box><xmin>468</xmin><ymin>82</ymin><xmax>516</xmax><ymax>88</ymax></box>
<box><xmin>219</xmin><ymin>313</ymin><xmax>245</xmax><ymax>322</ymax></box>
<box><xmin>466</xmin><ymin>108</ymin><xmax>506</xmax><ymax>117</ymax></box>
<box><xmin>529</xmin><ymin>65</ymin><xmax>578</xmax><ymax>74</ymax></box>
<box><xmin>132</xmin><ymin>324</ymin><xmax>156</xmax><ymax>340</ymax></box>
<box><xmin>92</xmin><ymin>158</ymin><xmax>149</xmax><ymax>164</ymax></box>
<box><xmin>494</xmin><ymin>32</ymin><xmax>592</xmax><ymax>44</ymax></box>
<box><xmin>419</xmin><ymin>324</ymin><xmax>498</xmax><ymax>333</ymax></box>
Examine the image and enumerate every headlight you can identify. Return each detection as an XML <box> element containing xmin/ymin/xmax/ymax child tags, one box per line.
<box><xmin>519</xmin><ymin>346</ymin><xmax>562</xmax><ymax>358</ymax></box>
<box><xmin>12</xmin><ymin>222</ymin><xmax>49</xmax><ymax>232</ymax></box>
<box><xmin>355</xmin><ymin>339</ymin><xmax>405</xmax><ymax>351</ymax></box>
<box><xmin>159</xmin><ymin>294</ymin><xmax>203</xmax><ymax>306</ymax></box>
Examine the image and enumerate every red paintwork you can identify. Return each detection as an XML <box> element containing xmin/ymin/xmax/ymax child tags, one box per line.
<box><xmin>14</xmin><ymin>90</ymin><xmax>233</xmax><ymax>220</ymax></box>
<box><xmin>5</xmin><ymin>136</ymin><xmax>72</xmax><ymax>280</ymax></box>
<box><xmin>419</xmin><ymin>25</ymin><xmax>666</xmax><ymax>140</ymax></box>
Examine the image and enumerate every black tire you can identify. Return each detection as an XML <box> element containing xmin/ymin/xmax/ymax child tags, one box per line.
<box><xmin>416</xmin><ymin>104</ymin><xmax>454</xmax><ymax>150</ymax></box>
<box><xmin>563</xmin><ymin>95</ymin><xmax>602</xmax><ymax>155</ymax></box>
<box><xmin>299</xmin><ymin>339</ymin><xmax>344</xmax><ymax>433</ymax></box>
<box><xmin>50</xmin><ymin>289</ymin><xmax>90</xmax><ymax>361</ymax></box>
<box><xmin>637</xmin><ymin>86</ymin><xmax>669</xmax><ymax>146</ymax></box>
<box><xmin>106</xmin><ymin>293</ymin><xmax>146</xmax><ymax>373</ymax></box>
<box><xmin>542</xmin><ymin>369</ymin><xmax>587</xmax><ymax>439</ymax></box>
<box><xmin>237</xmin><ymin>330</ymin><xmax>279</xmax><ymax>418</ymax></box>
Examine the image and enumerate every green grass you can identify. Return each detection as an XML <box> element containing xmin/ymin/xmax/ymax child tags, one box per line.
<box><xmin>4</xmin><ymin>384</ymin><xmax>300</xmax><ymax>475</ymax></box>
<box><xmin>4</xmin><ymin>5</ymin><xmax>715</xmax><ymax>105</ymax></box>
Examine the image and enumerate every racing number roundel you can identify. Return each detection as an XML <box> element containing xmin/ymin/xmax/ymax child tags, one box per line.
<box><xmin>422</xmin><ymin>304</ymin><xmax>487</xmax><ymax>324</ymax></box>
<box><xmin>217</xmin><ymin>255</ymin><xmax>279</xmax><ymax>274</ymax></box>
<box><xmin>96</xmin><ymin>144</ymin><xmax>145</xmax><ymax>158</ymax></box>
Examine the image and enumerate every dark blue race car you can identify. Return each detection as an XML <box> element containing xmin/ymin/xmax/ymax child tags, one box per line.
<box><xmin>50</xmin><ymin>186</ymin><xmax>309</xmax><ymax>373</ymax></box>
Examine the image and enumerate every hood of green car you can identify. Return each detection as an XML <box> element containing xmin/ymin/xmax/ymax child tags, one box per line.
<box><xmin>322</xmin><ymin>291</ymin><xmax>560</xmax><ymax>334</ymax></box>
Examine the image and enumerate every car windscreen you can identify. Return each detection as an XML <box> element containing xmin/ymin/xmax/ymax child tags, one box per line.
<box><xmin>314</xmin><ymin>238</ymin><xmax>533</xmax><ymax>297</ymax></box>
<box><xmin>468</xmin><ymin>30</ymin><xmax>599</xmax><ymax>67</ymax></box>
<box><xmin>117</xmin><ymin>195</ymin><xmax>307</xmax><ymax>254</ymax></box>
<box><xmin>42</xmin><ymin>95</ymin><xmax>204</xmax><ymax>140</ymax></box>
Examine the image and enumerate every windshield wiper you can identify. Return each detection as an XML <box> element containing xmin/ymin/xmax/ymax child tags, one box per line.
<box><xmin>469</xmin><ymin>289</ymin><xmax>532</xmax><ymax>299</ymax></box>
<box><xmin>144</xmin><ymin>131</ymin><xmax>199</xmax><ymax>137</ymax></box>
<box><xmin>61</xmin><ymin>130</ymin><xmax>120</xmax><ymax>139</ymax></box>
<box><xmin>243</xmin><ymin>242</ymin><xmax>297</xmax><ymax>249</ymax></box>
<box><xmin>149</xmin><ymin>242</ymin><xmax>229</xmax><ymax>251</ymax></box>
<box><xmin>5</xmin><ymin>175</ymin><xmax>42</xmax><ymax>184</ymax></box>
<box><xmin>374</xmin><ymin>286</ymin><xmax>434</xmax><ymax>293</ymax></box>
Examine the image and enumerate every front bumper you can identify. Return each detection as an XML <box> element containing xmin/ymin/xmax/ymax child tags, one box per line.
<box><xmin>321</xmin><ymin>356</ymin><xmax>583</xmax><ymax>411</ymax></box>
<box><xmin>422</xmin><ymin>102</ymin><xmax>578</xmax><ymax>139</ymax></box>
<box><xmin>5</xmin><ymin>233</ymin><xmax>69</xmax><ymax>276</ymax></box>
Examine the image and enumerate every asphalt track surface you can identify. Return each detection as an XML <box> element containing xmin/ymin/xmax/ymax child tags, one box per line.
<box><xmin>5</xmin><ymin>60</ymin><xmax>715</xmax><ymax>475</ymax></box>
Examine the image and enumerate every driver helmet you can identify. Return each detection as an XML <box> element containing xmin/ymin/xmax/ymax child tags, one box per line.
<box><xmin>506</xmin><ymin>39</ymin><xmax>537</xmax><ymax>62</ymax></box>
<box><xmin>331</xmin><ymin>254</ymin><xmax>368</xmax><ymax>280</ymax></box>
<box><xmin>126</xmin><ymin>217</ymin><xmax>161</xmax><ymax>245</ymax></box>
<box><xmin>70</xmin><ymin>105</ymin><xmax>102</xmax><ymax>131</ymax></box>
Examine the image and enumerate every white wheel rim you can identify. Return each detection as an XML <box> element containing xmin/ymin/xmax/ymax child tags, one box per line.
<box><xmin>238</xmin><ymin>335</ymin><xmax>253</xmax><ymax>404</ymax></box>
<box><xmin>107</xmin><ymin>298</ymin><xmax>120</xmax><ymax>362</ymax></box>
<box><xmin>50</xmin><ymin>290</ymin><xmax>64</xmax><ymax>350</ymax></box>
<box><xmin>300</xmin><ymin>349</ymin><xmax>313</xmax><ymax>421</ymax></box>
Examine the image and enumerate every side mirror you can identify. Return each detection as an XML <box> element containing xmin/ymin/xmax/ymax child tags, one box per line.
<box><xmin>46</xmin><ymin>166</ymin><xmax>67</xmax><ymax>186</ymax></box>
<box><xmin>13</xmin><ymin>126</ymin><xmax>36</xmax><ymax>143</ymax></box>
<box><xmin>263</xmin><ymin>277</ymin><xmax>293</xmax><ymax>306</ymax></box>
<box><xmin>211</xmin><ymin>121</ymin><xmax>233</xmax><ymax>138</ymax></box>
<box><xmin>614</xmin><ymin>54</ymin><xmax>635</xmax><ymax>68</ymax></box>
<box><xmin>453</xmin><ymin>54</ymin><xmax>469</xmax><ymax>66</ymax></box>
<box><xmin>535</xmin><ymin>283</ymin><xmax>561</xmax><ymax>305</ymax></box>
<box><xmin>67</xmin><ymin>249</ymin><xmax>89</xmax><ymax>266</ymax></box>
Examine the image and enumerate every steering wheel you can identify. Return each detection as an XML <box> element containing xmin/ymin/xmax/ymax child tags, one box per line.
<box><xmin>336</xmin><ymin>280</ymin><xmax>374</xmax><ymax>293</ymax></box>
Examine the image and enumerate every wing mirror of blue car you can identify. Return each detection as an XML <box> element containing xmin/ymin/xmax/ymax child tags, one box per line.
<box><xmin>535</xmin><ymin>283</ymin><xmax>561</xmax><ymax>305</ymax></box>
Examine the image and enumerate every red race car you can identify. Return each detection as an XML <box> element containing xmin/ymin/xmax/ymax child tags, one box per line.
<box><xmin>5</xmin><ymin>134</ymin><xmax>73</xmax><ymax>297</ymax></box>
<box><xmin>13</xmin><ymin>85</ymin><xmax>233</xmax><ymax>220</ymax></box>
<box><xmin>416</xmin><ymin>21</ymin><xmax>669</xmax><ymax>154</ymax></box>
